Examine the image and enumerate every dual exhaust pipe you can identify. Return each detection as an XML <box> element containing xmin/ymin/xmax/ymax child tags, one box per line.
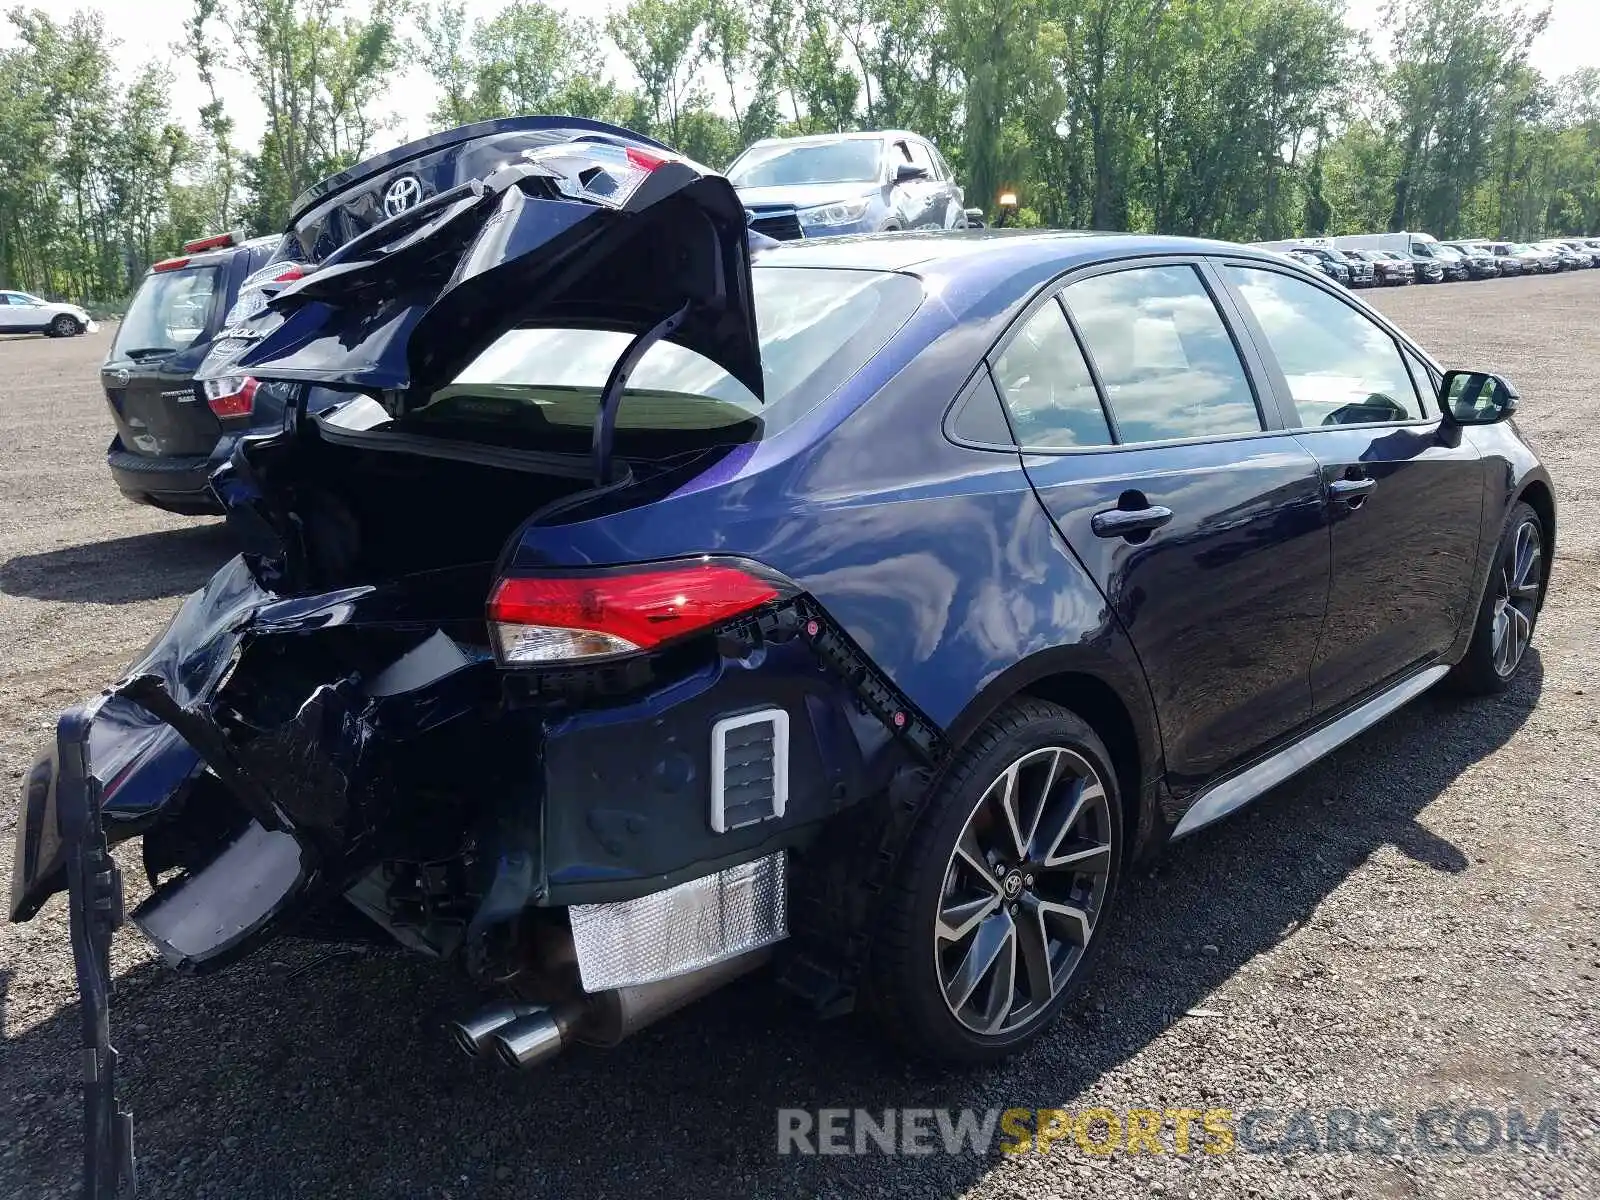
<box><xmin>449</xmin><ymin>946</ymin><xmax>773</xmax><ymax>1070</ymax></box>
<box><xmin>450</xmin><ymin>1002</ymin><xmax>575</xmax><ymax>1069</ymax></box>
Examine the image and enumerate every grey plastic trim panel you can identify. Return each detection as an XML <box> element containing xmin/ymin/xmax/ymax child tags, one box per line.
<box><xmin>1171</xmin><ymin>664</ymin><xmax>1450</xmax><ymax>839</ymax></box>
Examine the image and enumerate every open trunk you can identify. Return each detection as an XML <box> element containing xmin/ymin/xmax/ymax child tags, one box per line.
<box><xmin>225</xmin><ymin>412</ymin><xmax>596</xmax><ymax>590</ymax></box>
<box><xmin>14</xmin><ymin>123</ymin><xmax>769</xmax><ymax>927</ymax></box>
<box><xmin>8</xmin><ymin>122</ymin><xmax>859</xmax><ymax>1200</ymax></box>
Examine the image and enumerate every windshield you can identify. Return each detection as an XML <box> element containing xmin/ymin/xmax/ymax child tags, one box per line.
<box><xmin>390</xmin><ymin>266</ymin><xmax>923</xmax><ymax>452</ymax></box>
<box><xmin>1432</xmin><ymin>246</ymin><xmax>1462</xmax><ymax>261</ymax></box>
<box><xmin>113</xmin><ymin>267</ymin><xmax>219</xmax><ymax>357</ymax></box>
<box><xmin>729</xmin><ymin>140</ymin><xmax>883</xmax><ymax>188</ymax></box>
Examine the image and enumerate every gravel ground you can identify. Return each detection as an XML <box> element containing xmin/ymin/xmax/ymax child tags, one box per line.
<box><xmin>2</xmin><ymin>272</ymin><xmax>1598</xmax><ymax>1199</ymax></box>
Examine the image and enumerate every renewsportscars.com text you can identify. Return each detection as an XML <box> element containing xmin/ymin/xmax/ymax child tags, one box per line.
<box><xmin>776</xmin><ymin>1105</ymin><xmax>1561</xmax><ymax>1157</ymax></box>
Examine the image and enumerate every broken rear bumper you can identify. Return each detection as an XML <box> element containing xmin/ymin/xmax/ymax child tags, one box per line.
<box><xmin>11</xmin><ymin>555</ymin><xmax>927</xmax><ymax>941</ymax></box>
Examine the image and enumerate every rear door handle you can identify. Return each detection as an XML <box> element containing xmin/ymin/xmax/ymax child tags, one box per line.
<box><xmin>1091</xmin><ymin>505</ymin><xmax>1174</xmax><ymax>539</ymax></box>
<box><xmin>1329</xmin><ymin>477</ymin><xmax>1377</xmax><ymax>505</ymax></box>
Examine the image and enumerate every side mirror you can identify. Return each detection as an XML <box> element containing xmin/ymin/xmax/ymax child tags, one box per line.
<box><xmin>894</xmin><ymin>162</ymin><xmax>929</xmax><ymax>182</ymax></box>
<box><xmin>1440</xmin><ymin>370</ymin><xmax>1519</xmax><ymax>425</ymax></box>
<box><xmin>963</xmin><ymin>206</ymin><xmax>986</xmax><ymax>228</ymax></box>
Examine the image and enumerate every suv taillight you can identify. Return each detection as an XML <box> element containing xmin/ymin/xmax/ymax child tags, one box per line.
<box><xmin>488</xmin><ymin>560</ymin><xmax>785</xmax><ymax>665</ymax></box>
<box><xmin>203</xmin><ymin>375</ymin><xmax>258</xmax><ymax>419</ymax></box>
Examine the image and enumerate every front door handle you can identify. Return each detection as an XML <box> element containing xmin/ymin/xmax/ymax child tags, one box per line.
<box><xmin>1091</xmin><ymin>505</ymin><xmax>1174</xmax><ymax>539</ymax></box>
<box><xmin>1329</xmin><ymin>477</ymin><xmax>1377</xmax><ymax>505</ymax></box>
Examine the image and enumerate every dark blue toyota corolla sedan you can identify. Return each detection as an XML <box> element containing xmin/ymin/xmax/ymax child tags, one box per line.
<box><xmin>7</xmin><ymin>121</ymin><xmax>1554</xmax><ymax>1192</ymax></box>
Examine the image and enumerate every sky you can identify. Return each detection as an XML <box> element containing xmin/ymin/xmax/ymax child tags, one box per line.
<box><xmin>6</xmin><ymin>0</ymin><xmax>1598</xmax><ymax>156</ymax></box>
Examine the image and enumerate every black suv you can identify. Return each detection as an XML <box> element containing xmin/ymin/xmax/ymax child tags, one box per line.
<box><xmin>1295</xmin><ymin>244</ymin><xmax>1376</xmax><ymax>287</ymax></box>
<box><xmin>103</xmin><ymin>233</ymin><xmax>287</xmax><ymax>514</ymax></box>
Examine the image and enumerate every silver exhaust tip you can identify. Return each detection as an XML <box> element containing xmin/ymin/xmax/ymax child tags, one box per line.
<box><xmin>491</xmin><ymin>1010</ymin><xmax>567</xmax><ymax>1069</ymax></box>
<box><xmin>449</xmin><ymin>1003</ymin><xmax>535</xmax><ymax>1058</ymax></box>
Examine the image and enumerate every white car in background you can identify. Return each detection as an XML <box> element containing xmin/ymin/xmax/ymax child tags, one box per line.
<box><xmin>0</xmin><ymin>289</ymin><xmax>96</xmax><ymax>337</ymax></box>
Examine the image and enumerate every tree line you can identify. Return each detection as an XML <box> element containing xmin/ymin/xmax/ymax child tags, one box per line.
<box><xmin>0</xmin><ymin>0</ymin><xmax>1594</xmax><ymax>304</ymax></box>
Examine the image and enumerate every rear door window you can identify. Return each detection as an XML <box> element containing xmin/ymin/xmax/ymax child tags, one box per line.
<box><xmin>113</xmin><ymin>268</ymin><xmax>220</xmax><ymax>356</ymax></box>
<box><xmin>399</xmin><ymin>266</ymin><xmax>923</xmax><ymax>451</ymax></box>
<box><xmin>1062</xmin><ymin>264</ymin><xmax>1262</xmax><ymax>443</ymax></box>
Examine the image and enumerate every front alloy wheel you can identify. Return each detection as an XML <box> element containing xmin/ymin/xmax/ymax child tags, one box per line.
<box><xmin>936</xmin><ymin>747</ymin><xmax>1113</xmax><ymax>1036</ymax></box>
<box><xmin>868</xmin><ymin>698</ymin><xmax>1123</xmax><ymax>1063</ymax></box>
<box><xmin>1491</xmin><ymin>517</ymin><xmax>1541</xmax><ymax>679</ymax></box>
<box><xmin>1451</xmin><ymin>500</ymin><xmax>1545</xmax><ymax>695</ymax></box>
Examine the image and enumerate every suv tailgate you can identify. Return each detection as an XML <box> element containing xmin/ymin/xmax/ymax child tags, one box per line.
<box><xmin>103</xmin><ymin>264</ymin><xmax>226</xmax><ymax>458</ymax></box>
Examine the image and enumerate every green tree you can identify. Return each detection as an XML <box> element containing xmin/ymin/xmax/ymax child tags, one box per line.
<box><xmin>606</xmin><ymin>0</ymin><xmax>710</xmax><ymax>147</ymax></box>
<box><xmin>190</xmin><ymin>0</ymin><xmax>403</xmax><ymax>230</ymax></box>
<box><xmin>0</xmin><ymin>8</ymin><xmax>202</xmax><ymax>301</ymax></box>
<box><xmin>1380</xmin><ymin>0</ymin><xmax>1549</xmax><ymax>234</ymax></box>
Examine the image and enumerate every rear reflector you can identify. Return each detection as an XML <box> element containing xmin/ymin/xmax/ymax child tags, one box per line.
<box><xmin>488</xmin><ymin>561</ymin><xmax>782</xmax><ymax>665</ymax></box>
<box><xmin>151</xmin><ymin>257</ymin><xmax>190</xmax><ymax>273</ymax></box>
<box><xmin>202</xmin><ymin>375</ymin><xmax>258</xmax><ymax>419</ymax></box>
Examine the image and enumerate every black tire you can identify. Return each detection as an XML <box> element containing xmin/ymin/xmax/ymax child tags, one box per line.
<box><xmin>50</xmin><ymin>314</ymin><xmax>80</xmax><ymax>337</ymax></box>
<box><xmin>1449</xmin><ymin>500</ymin><xmax>1545</xmax><ymax>696</ymax></box>
<box><xmin>867</xmin><ymin>698</ymin><xmax>1123</xmax><ymax>1064</ymax></box>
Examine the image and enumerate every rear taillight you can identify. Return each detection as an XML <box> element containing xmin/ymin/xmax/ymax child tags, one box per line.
<box><xmin>488</xmin><ymin>560</ymin><xmax>784</xmax><ymax>665</ymax></box>
<box><xmin>625</xmin><ymin>146</ymin><xmax>670</xmax><ymax>172</ymax></box>
<box><xmin>221</xmin><ymin>260</ymin><xmax>314</xmax><ymax>327</ymax></box>
<box><xmin>203</xmin><ymin>375</ymin><xmax>258</xmax><ymax>419</ymax></box>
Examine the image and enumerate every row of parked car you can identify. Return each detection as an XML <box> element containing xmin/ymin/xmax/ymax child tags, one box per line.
<box><xmin>1256</xmin><ymin>231</ymin><xmax>1600</xmax><ymax>287</ymax></box>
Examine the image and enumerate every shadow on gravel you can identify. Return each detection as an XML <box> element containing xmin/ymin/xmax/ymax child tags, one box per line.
<box><xmin>0</xmin><ymin>656</ymin><xmax>1543</xmax><ymax>1199</ymax></box>
<box><xmin>0</xmin><ymin>523</ymin><xmax>234</xmax><ymax>604</ymax></box>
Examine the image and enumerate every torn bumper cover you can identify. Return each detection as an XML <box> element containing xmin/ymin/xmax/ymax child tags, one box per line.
<box><xmin>27</xmin><ymin>707</ymin><xmax>137</xmax><ymax>1199</ymax></box>
<box><xmin>6</xmin><ymin>558</ymin><xmax>904</xmax><ymax>1198</ymax></box>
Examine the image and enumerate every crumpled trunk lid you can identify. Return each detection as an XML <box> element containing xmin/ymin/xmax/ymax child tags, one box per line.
<box><xmin>206</xmin><ymin>134</ymin><xmax>763</xmax><ymax>415</ymax></box>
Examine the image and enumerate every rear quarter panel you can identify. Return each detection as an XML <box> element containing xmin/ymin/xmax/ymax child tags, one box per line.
<box><xmin>503</xmin><ymin>282</ymin><xmax>1165</xmax><ymax>846</ymax></box>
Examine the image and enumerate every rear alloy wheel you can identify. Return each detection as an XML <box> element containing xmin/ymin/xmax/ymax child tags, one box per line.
<box><xmin>1450</xmin><ymin>500</ymin><xmax>1545</xmax><ymax>695</ymax></box>
<box><xmin>869</xmin><ymin>699</ymin><xmax>1123</xmax><ymax>1063</ymax></box>
<box><xmin>936</xmin><ymin>746</ymin><xmax>1113</xmax><ymax>1036</ymax></box>
<box><xmin>50</xmin><ymin>314</ymin><xmax>80</xmax><ymax>337</ymax></box>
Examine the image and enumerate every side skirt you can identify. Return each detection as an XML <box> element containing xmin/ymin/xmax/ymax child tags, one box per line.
<box><xmin>1171</xmin><ymin>664</ymin><xmax>1450</xmax><ymax>840</ymax></box>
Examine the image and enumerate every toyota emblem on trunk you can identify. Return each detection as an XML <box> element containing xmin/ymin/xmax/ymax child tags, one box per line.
<box><xmin>383</xmin><ymin>175</ymin><xmax>422</xmax><ymax>216</ymax></box>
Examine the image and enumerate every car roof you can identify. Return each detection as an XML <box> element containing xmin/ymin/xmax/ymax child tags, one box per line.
<box><xmin>151</xmin><ymin>234</ymin><xmax>281</xmax><ymax>273</ymax></box>
<box><xmin>751</xmin><ymin>229</ymin><xmax>1304</xmax><ymax>320</ymax></box>
<box><xmin>743</xmin><ymin>130</ymin><xmax>921</xmax><ymax>148</ymax></box>
<box><xmin>753</xmin><ymin>228</ymin><xmax>1255</xmax><ymax>273</ymax></box>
